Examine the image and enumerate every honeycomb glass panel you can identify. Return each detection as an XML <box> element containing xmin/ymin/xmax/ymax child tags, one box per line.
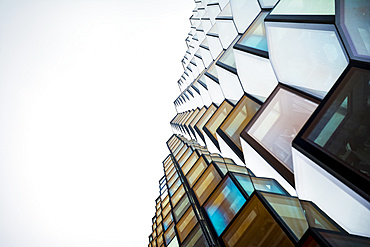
<box><xmin>271</xmin><ymin>0</ymin><xmax>334</xmax><ymax>15</ymax></box>
<box><xmin>266</xmin><ymin>22</ymin><xmax>348</xmax><ymax>98</ymax></box>
<box><xmin>171</xmin><ymin>184</ymin><xmax>185</xmax><ymax>207</ymax></box>
<box><xmin>181</xmin><ymin>152</ymin><xmax>199</xmax><ymax>175</ymax></box>
<box><xmin>220</xmin><ymin>95</ymin><xmax>261</xmax><ymax>149</ymax></box>
<box><xmin>186</xmin><ymin>156</ymin><xmax>208</xmax><ymax>187</ymax></box>
<box><xmin>338</xmin><ymin>0</ymin><xmax>370</xmax><ymax>62</ymax></box>
<box><xmin>193</xmin><ymin>163</ymin><xmax>222</xmax><ymax>205</ymax></box>
<box><xmin>251</xmin><ymin>177</ymin><xmax>288</xmax><ymax>195</ymax></box>
<box><xmin>204</xmin><ymin>101</ymin><xmax>233</xmax><ymax>141</ymax></box>
<box><xmin>164</xmin><ymin>224</ymin><xmax>176</xmax><ymax>245</ymax></box>
<box><xmin>181</xmin><ymin>223</ymin><xmax>207</xmax><ymax>247</ymax></box>
<box><xmin>261</xmin><ymin>192</ymin><xmax>309</xmax><ymax>240</ymax></box>
<box><xmin>247</xmin><ymin>87</ymin><xmax>318</xmax><ymax>172</ymax></box>
<box><xmin>163</xmin><ymin>211</ymin><xmax>173</xmax><ymax>231</ymax></box>
<box><xmin>300</xmin><ymin>201</ymin><xmax>341</xmax><ymax>232</ymax></box>
<box><xmin>204</xmin><ymin>176</ymin><xmax>246</xmax><ymax>236</ymax></box>
<box><xmin>237</xmin><ymin>11</ymin><xmax>269</xmax><ymax>52</ymax></box>
<box><xmin>302</xmin><ymin>67</ymin><xmax>370</xmax><ymax>181</ymax></box>
<box><xmin>173</xmin><ymin>195</ymin><xmax>191</xmax><ymax>222</ymax></box>
<box><xmin>176</xmin><ymin>207</ymin><xmax>198</xmax><ymax>243</ymax></box>
<box><xmin>222</xmin><ymin>195</ymin><xmax>294</xmax><ymax>247</ymax></box>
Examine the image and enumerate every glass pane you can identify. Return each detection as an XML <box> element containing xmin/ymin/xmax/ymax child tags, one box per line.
<box><xmin>204</xmin><ymin>101</ymin><xmax>233</xmax><ymax>141</ymax></box>
<box><xmin>218</xmin><ymin>35</ymin><xmax>240</xmax><ymax>69</ymax></box>
<box><xmin>186</xmin><ymin>156</ymin><xmax>208</xmax><ymax>187</ymax></box>
<box><xmin>195</xmin><ymin>105</ymin><xmax>218</xmax><ymax>134</ymax></box>
<box><xmin>258</xmin><ymin>0</ymin><xmax>279</xmax><ymax>8</ymax></box>
<box><xmin>175</xmin><ymin>146</ymin><xmax>188</xmax><ymax>160</ymax></box>
<box><xmin>225</xmin><ymin>164</ymin><xmax>249</xmax><ymax>175</ymax></box>
<box><xmin>300</xmin><ymin>201</ymin><xmax>341</xmax><ymax>232</ymax></box>
<box><xmin>157</xmin><ymin>233</ymin><xmax>164</xmax><ymax>246</ymax></box>
<box><xmin>271</xmin><ymin>0</ymin><xmax>334</xmax><ymax>15</ymax></box>
<box><xmin>171</xmin><ymin>184</ymin><xmax>185</xmax><ymax>207</ymax></box>
<box><xmin>222</xmin><ymin>195</ymin><xmax>294</xmax><ymax>247</ymax></box>
<box><xmin>167</xmin><ymin>236</ymin><xmax>179</xmax><ymax>247</ymax></box>
<box><xmin>162</xmin><ymin>204</ymin><xmax>171</xmax><ymax>219</ymax></box>
<box><xmin>237</xmin><ymin>11</ymin><xmax>269</xmax><ymax>52</ymax></box>
<box><xmin>266</xmin><ymin>22</ymin><xmax>348</xmax><ymax>98</ymax></box>
<box><xmin>181</xmin><ymin>152</ymin><xmax>199</xmax><ymax>175</ymax></box>
<box><xmin>233</xmin><ymin>173</ymin><xmax>255</xmax><ymax>196</ymax></box>
<box><xmin>178</xmin><ymin>149</ymin><xmax>193</xmax><ymax>168</ymax></box>
<box><xmin>339</xmin><ymin>0</ymin><xmax>370</xmax><ymax>61</ymax></box>
<box><xmin>190</xmin><ymin>107</ymin><xmax>207</xmax><ymax>128</ymax></box>
<box><xmin>204</xmin><ymin>176</ymin><xmax>246</xmax><ymax>236</ymax></box>
<box><xmin>164</xmin><ymin>224</ymin><xmax>176</xmax><ymax>245</ymax></box>
<box><xmin>220</xmin><ymin>95</ymin><xmax>261</xmax><ymax>149</ymax></box>
<box><xmin>181</xmin><ymin>223</ymin><xmax>207</xmax><ymax>247</ymax></box>
<box><xmin>261</xmin><ymin>192</ymin><xmax>308</xmax><ymax>240</ymax></box>
<box><xmin>303</xmin><ymin>67</ymin><xmax>370</xmax><ymax>179</ymax></box>
<box><xmin>167</xmin><ymin>172</ymin><xmax>179</xmax><ymax>188</ymax></box>
<box><xmin>193</xmin><ymin>163</ymin><xmax>222</xmax><ymax>205</ymax></box>
<box><xmin>207</xmin><ymin>62</ymin><xmax>219</xmax><ymax>80</ymax></box>
<box><xmin>176</xmin><ymin>207</ymin><xmax>198</xmax><ymax>243</ymax></box>
<box><xmin>251</xmin><ymin>177</ymin><xmax>288</xmax><ymax>195</ymax></box>
<box><xmin>173</xmin><ymin>195</ymin><xmax>191</xmax><ymax>222</ymax></box>
<box><xmin>247</xmin><ymin>87</ymin><xmax>318</xmax><ymax>172</ymax></box>
<box><xmin>163</xmin><ymin>213</ymin><xmax>173</xmax><ymax>232</ymax></box>
<box><xmin>169</xmin><ymin>178</ymin><xmax>182</xmax><ymax>196</ymax></box>
<box><xmin>162</xmin><ymin>195</ymin><xmax>169</xmax><ymax>208</ymax></box>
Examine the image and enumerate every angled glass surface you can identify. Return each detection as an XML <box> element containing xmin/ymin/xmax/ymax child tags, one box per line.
<box><xmin>157</xmin><ymin>232</ymin><xmax>163</xmax><ymax>246</ymax></box>
<box><xmin>208</xmin><ymin>22</ymin><xmax>219</xmax><ymax>37</ymax></box>
<box><xmin>220</xmin><ymin>95</ymin><xmax>261</xmax><ymax>149</ymax></box>
<box><xmin>246</xmin><ymin>86</ymin><xmax>318</xmax><ymax>172</ymax></box>
<box><xmin>233</xmin><ymin>173</ymin><xmax>255</xmax><ymax>196</ymax></box>
<box><xmin>167</xmin><ymin>236</ymin><xmax>179</xmax><ymax>247</ymax></box>
<box><xmin>195</xmin><ymin>104</ymin><xmax>218</xmax><ymax>135</ymax></box>
<box><xmin>258</xmin><ymin>0</ymin><xmax>279</xmax><ymax>9</ymax></box>
<box><xmin>261</xmin><ymin>192</ymin><xmax>308</xmax><ymax>240</ymax></box>
<box><xmin>218</xmin><ymin>34</ymin><xmax>241</xmax><ymax>70</ymax></box>
<box><xmin>217</xmin><ymin>163</ymin><xmax>249</xmax><ymax>176</ymax></box>
<box><xmin>204</xmin><ymin>100</ymin><xmax>233</xmax><ymax>141</ymax></box>
<box><xmin>162</xmin><ymin>195</ymin><xmax>170</xmax><ymax>209</ymax></box>
<box><xmin>181</xmin><ymin>152</ymin><xmax>199</xmax><ymax>175</ymax></box>
<box><xmin>337</xmin><ymin>0</ymin><xmax>370</xmax><ymax>62</ymax></box>
<box><xmin>175</xmin><ymin>146</ymin><xmax>188</xmax><ymax>160</ymax></box>
<box><xmin>162</xmin><ymin>204</ymin><xmax>171</xmax><ymax>220</ymax></box>
<box><xmin>237</xmin><ymin>11</ymin><xmax>269</xmax><ymax>52</ymax></box>
<box><xmin>185</xmin><ymin>108</ymin><xmax>200</xmax><ymax>127</ymax></box>
<box><xmin>173</xmin><ymin>195</ymin><xmax>191</xmax><ymax>223</ymax></box>
<box><xmin>266</xmin><ymin>22</ymin><xmax>348</xmax><ymax>98</ymax></box>
<box><xmin>204</xmin><ymin>176</ymin><xmax>246</xmax><ymax>236</ymax></box>
<box><xmin>300</xmin><ymin>201</ymin><xmax>342</xmax><ymax>232</ymax></box>
<box><xmin>169</xmin><ymin>177</ymin><xmax>182</xmax><ymax>196</ymax></box>
<box><xmin>167</xmin><ymin>171</ymin><xmax>179</xmax><ymax>188</ymax></box>
<box><xmin>252</xmin><ymin>177</ymin><xmax>288</xmax><ymax>195</ymax></box>
<box><xmin>181</xmin><ymin>223</ymin><xmax>207</xmax><ymax>247</ymax></box>
<box><xmin>193</xmin><ymin>163</ymin><xmax>222</xmax><ymax>205</ymax></box>
<box><xmin>176</xmin><ymin>207</ymin><xmax>198</xmax><ymax>243</ymax></box>
<box><xmin>302</xmin><ymin>67</ymin><xmax>370</xmax><ymax>180</ymax></box>
<box><xmin>178</xmin><ymin>148</ymin><xmax>193</xmax><ymax>168</ymax></box>
<box><xmin>171</xmin><ymin>184</ymin><xmax>185</xmax><ymax>207</ymax></box>
<box><xmin>164</xmin><ymin>223</ymin><xmax>176</xmax><ymax>245</ymax></box>
<box><xmin>186</xmin><ymin>156</ymin><xmax>208</xmax><ymax>187</ymax></box>
<box><xmin>222</xmin><ymin>195</ymin><xmax>294</xmax><ymax>247</ymax></box>
<box><xmin>206</xmin><ymin>62</ymin><xmax>219</xmax><ymax>80</ymax></box>
<box><xmin>317</xmin><ymin>230</ymin><xmax>370</xmax><ymax>247</ymax></box>
<box><xmin>217</xmin><ymin>2</ymin><xmax>232</xmax><ymax>19</ymax></box>
<box><xmin>271</xmin><ymin>0</ymin><xmax>334</xmax><ymax>15</ymax></box>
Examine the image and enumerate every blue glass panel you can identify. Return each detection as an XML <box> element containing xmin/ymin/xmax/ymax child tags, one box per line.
<box><xmin>233</xmin><ymin>173</ymin><xmax>255</xmax><ymax>196</ymax></box>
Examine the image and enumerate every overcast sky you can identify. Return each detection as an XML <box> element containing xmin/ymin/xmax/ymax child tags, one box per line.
<box><xmin>0</xmin><ymin>0</ymin><xmax>193</xmax><ymax>246</ymax></box>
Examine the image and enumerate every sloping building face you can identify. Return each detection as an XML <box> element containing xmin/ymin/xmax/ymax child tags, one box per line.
<box><xmin>150</xmin><ymin>0</ymin><xmax>370</xmax><ymax>246</ymax></box>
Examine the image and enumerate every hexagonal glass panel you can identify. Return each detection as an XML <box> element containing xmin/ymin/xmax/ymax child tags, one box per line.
<box><xmin>266</xmin><ymin>22</ymin><xmax>348</xmax><ymax>98</ymax></box>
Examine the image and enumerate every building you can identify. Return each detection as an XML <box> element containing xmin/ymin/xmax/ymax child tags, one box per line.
<box><xmin>148</xmin><ymin>0</ymin><xmax>370</xmax><ymax>246</ymax></box>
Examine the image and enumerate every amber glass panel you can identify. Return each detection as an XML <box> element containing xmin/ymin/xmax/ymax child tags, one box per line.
<box><xmin>190</xmin><ymin>107</ymin><xmax>207</xmax><ymax>128</ymax></box>
<box><xmin>156</xmin><ymin>214</ymin><xmax>162</xmax><ymax>226</ymax></box>
<box><xmin>205</xmin><ymin>101</ymin><xmax>233</xmax><ymax>141</ymax></box>
<box><xmin>173</xmin><ymin>195</ymin><xmax>191</xmax><ymax>222</ymax></box>
<box><xmin>157</xmin><ymin>233</ymin><xmax>164</xmax><ymax>246</ymax></box>
<box><xmin>302</xmin><ymin>236</ymin><xmax>321</xmax><ymax>247</ymax></box>
<box><xmin>300</xmin><ymin>201</ymin><xmax>341</xmax><ymax>232</ymax></box>
<box><xmin>181</xmin><ymin>152</ymin><xmax>199</xmax><ymax>175</ymax></box>
<box><xmin>156</xmin><ymin>208</ymin><xmax>162</xmax><ymax>217</ymax></box>
<box><xmin>181</xmin><ymin>223</ymin><xmax>207</xmax><ymax>247</ymax></box>
<box><xmin>164</xmin><ymin>158</ymin><xmax>173</xmax><ymax>171</ymax></box>
<box><xmin>178</xmin><ymin>148</ymin><xmax>193</xmax><ymax>168</ymax></box>
<box><xmin>164</xmin><ymin>224</ymin><xmax>176</xmax><ymax>245</ymax></box>
<box><xmin>251</xmin><ymin>177</ymin><xmax>288</xmax><ymax>195</ymax></box>
<box><xmin>262</xmin><ymin>192</ymin><xmax>308</xmax><ymax>240</ymax></box>
<box><xmin>226</xmin><ymin>164</ymin><xmax>249</xmax><ymax>175</ymax></box>
<box><xmin>152</xmin><ymin>238</ymin><xmax>157</xmax><ymax>247</ymax></box>
<box><xmin>176</xmin><ymin>207</ymin><xmax>198</xmax><ymax>243</ymax></box>
<box><xmin>163</xmin><ymin>203</ymin><xmax>171</xmax><ymax>218</ymax></box>
<box><xmin>222</xmin><ymin>195</ymin><xmax>294</xmax><ymax>247</ymax></box>
<box><xmin>186</xmin><ymin>156</ymin><xmax>208</xmax><ymax>187</ymax></box>
<box><xmin>185</xmin><ymin>108</ymin><xmax>200</xmax><ymax>126</ymax></box>
<box><xmin>172</xmin><ymin>142</ymin><xmax>185</xmax><ymax>157</ymax></box>
<box><xmin>153</xmin><ymin>229</ymin><xmax>157</xmax><ymax>239</ymax></box>
<box><xmin>166</xmin><ymin>166</ymin><xmax>176</xmax><ymax>181</ymax></box>
<box><xmin>162</xmin><ymin>195</ymin><xmax>169</xmax><ymax>208</ymax></box>
<box><xmin>167</xmin><ymin>171</ymin><xmax>179</xmax><ymax>188</ymax></box>
<box><xmin>157</xmin><ymin>224</ymin><xmax>163</xmax><ymax>235</ymax></box>
<box><xmin>220</xmin><ymin>95</ymin><xmax>261</xmax><ymax>149</ymax></box>
<box><xmin>171</xmin><ymin>184</ymin><xmax>185</xmax><ymax>207</ymax></box>
<box><xmin>175</xmin><ymin>146</ymin><xmax>188</xmax><ymax>161</ymax></box>
<box><xmin>193</xmin><ymin>164</ymin><xmax>222</xmax><ymax>205</ymax></box>
<box><xmin>163</xmin><ymin>211</ymin><xmax>173</xmax><ymax>231</ymax></box>
<box><xmin>195</xmin><ymin>104</ymin><xmax>218</xmax><ymax>135</ymax></box>
<box><xmin>204</xmin><ymin>176</ymin><xmax>246</xmax><ymax>236</ymax></box>
<box><xmin>165</xmin><ymin>163</ymin><xmax>174</xmax><ymax>176</ymax></box>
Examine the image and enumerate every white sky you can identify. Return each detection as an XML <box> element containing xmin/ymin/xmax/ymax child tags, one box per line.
<box><xmin>0</xmin><ymin>0</ymin><xmax>193</xmax><ymax>246</ymax></box>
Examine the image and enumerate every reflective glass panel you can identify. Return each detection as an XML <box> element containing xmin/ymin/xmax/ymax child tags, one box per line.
<box><xmin>220</xmin><ymin>95</ymin><xmax>261</xmax><ymax>149</ymax></box>
<box><xmin>186</xmin><ymin>156</ymin><xmax>208</xmax><ymax>187</ymax></box>
<box><xmin>163</xmin><ymin>213</ymin><xmax>173</xmax><ymax>232</ymax></box>
<box><xmin>181</xmin><ymin>152</ymin><xmax>199</xmax><ymax>175</ymax></box>
<box><xmin>193</xmin><ymin>163</ymin><xmax>222</xmax><ymax>205</ymax></box>
<box><xmin>318</xmin><ymin>230</ymin><xmax>370</xmax><ymax>247</ymax></box>
<box><xmin>173</xmin><ymin>195</ymin><xmax>191</xmax><ymax>222</ymax></box>
<box><xmin>251</xmin><ymin>177</ymin><xmax>288</xmax><ymax>195</ymax></box>
<box><xmin>207</xmin><ymin>62</ymin><xmax>219</xmax><ymax>80</ymax></box>
<box><xmin>195</xmin><ymin>104</ymin><xmax>218</xmax><ymax>134</ymax></box>
<box><xmin>204</xmin><ymin>176</ymin><xmax>246</xmax><ymax>236</ymax></box>
<box><xmin>271</xmin><ymin>0</ymin><xmax>334</xmax><ymax>15</ymax></box>
<box><xmin>261</xmin><ymin>192</ymin><xmax>308</xmax><ymax>240</ymax></box>
<box><xmin>162</xmin><ymin>203</ymin><xmax>171</xmax><ymax>219</ymax></box>
<box><xmin>190</xmin><ymin>107</ymin><xmax>207</xmax><ymax>128</ymax></box>
<box><xmin>247</xmin><ymin>87</ymin><xmax>318</xmax><ymax>172</ymax></box>
<box><xmin>169</xmin><ymin>178</ymin><xmax>182</xmax><ymax>196</ymax></box>
<box><xmin>222</xmin><ymin>195</ymin><xmax>294</xmax><ymax>247</ymax></box>
<box><xmin>171</xmin><ymin>184</ymin><xmax>185</xmax><ymax>207</ymax></box>
<box><xmin>164</xmin><ymin>224</ymin><xmax>176</xmax><ymax>245</ymax></box>
<box><xmin>178</xmin><ymin>148</ymin><xmax>193</xmax><ymax>168</ymax></box>
<box><xmin>303</xmin><ymin>67</ymin><xmax>370</xmax><ymax>180</ymax></box>
<box><xmin>176</xmin><ymin>207</ymin><xmax>198</xmax><ymax>243</ymax></box>
<box><xmin>205</xmin><ymin>101</ymin><xmax>233</xmax><ymax>141</ymax></box>
<box><xmin>167</xmin><ymin>236</ymin><xmax>179</xmax><ymax>247</ymax></box>
<box><xmin>233</xmin><ymin>173</ymin><xmax>255</xmax><ymax>196</ymax></box>
<box><xmin>181</xmin><ymin>223</ymin><xmax>207</xmax><ymax>247</ymax></box>
<box><xmin>237</xmin><ymin>11</ymin><xmax>269</xmax><ymax>52</ymax></box>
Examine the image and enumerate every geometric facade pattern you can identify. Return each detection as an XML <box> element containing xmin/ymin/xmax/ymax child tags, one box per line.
<box><xmin>149</xmin><ymin>0</ymin><xmax>370</xmax><ymax>246</ymax></box>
